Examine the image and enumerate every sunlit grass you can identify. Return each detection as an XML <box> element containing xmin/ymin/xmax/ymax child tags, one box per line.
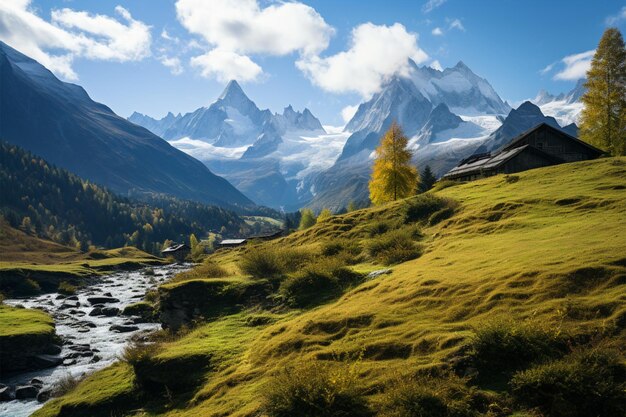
<box><xmin>36</xmin><ymin>157</ymin><xmax>626</xmax><ymax>417</ymax></box>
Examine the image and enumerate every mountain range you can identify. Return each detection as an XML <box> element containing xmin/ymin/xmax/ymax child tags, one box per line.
<box><xmin>128</xmin><ymin>58</ymin><xmax>585</xmax><ymax>212</ymax></box>
<box><xmin>0</xmin><ymin>41</ymin><xmax>252</xmax><ymax>209</ymax></box>
<box><xmin>308</xmin><ymin>63</ymin><xmax>582</xmax><ymax>210</ymax></box>
<box><xmin>130</xmin><ymin>81</ymin><xmax>345</xmax><ymax>210</ymax></box>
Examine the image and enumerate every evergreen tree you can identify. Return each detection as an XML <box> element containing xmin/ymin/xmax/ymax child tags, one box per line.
<box><xmin>418</xmin><ymin>165</ymin><xmax>437</xmax><ymax>193</ymax></box>
<box><xmin>317</xmin><ymin>208</ymin><xmax>332</xmax><ymax>222</ymax></box>
<box><xmin>369</xmin><ymin>122</ymin><xmax>418</xmax><ymax>205</ymax></box>
<box><xmin>299</xmin><ymin>208</ymin><xmax>316</xmax><ymax>230</ymax></box>
<box><xmin>580</xmin><ymin>28</ymin><xmax>626</xmax><ymax>156</ymax></box>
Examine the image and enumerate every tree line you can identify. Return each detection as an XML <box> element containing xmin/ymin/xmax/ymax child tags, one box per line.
<box><xmin>0</xmin><ymin>141</ymin><xmax>252</xmax><ymax>254</ymax></box>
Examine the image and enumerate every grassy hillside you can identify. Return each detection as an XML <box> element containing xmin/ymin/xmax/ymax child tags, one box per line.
<box><xmin>35</xmin><ymin>158</ymin><xmax>626</xmax><ymax>417</ymax></box>
<box><xmin>0</xmin><ymin>220</ymin><xmax>167</xmax><ymax>296</ymax></box>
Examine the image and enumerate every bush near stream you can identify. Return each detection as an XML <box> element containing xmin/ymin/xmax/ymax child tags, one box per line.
<box><xmin>122</xmin><ymin>301</ymin><xmax>156</xmax><ymax>322</ymax></box>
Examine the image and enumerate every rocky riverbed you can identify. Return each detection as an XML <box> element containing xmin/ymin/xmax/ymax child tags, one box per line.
<box><xmin>0</xmin><ymin>264</ymin><xmax>189</xmax><ymax>417</ymax></box>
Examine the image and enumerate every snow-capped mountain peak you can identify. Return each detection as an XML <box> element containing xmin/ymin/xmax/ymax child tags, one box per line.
<box><xmin>405</xmin><ymin>59</ymin><xmax>510</xmax><ymax>115</ymax></box>
<box><xmin>218</xmin><ymin>80</ymin><xmax>247</xmax><ymax>101</ymax></box>
<box><xmin>532</xmin><ymin>79</ymin><xmax>586</xmax><ymax>126</ymax></box>
<box><xmin>274</xmin><ymin>105</ymin><xmax>325</xmax><ymax>133</ymax></box>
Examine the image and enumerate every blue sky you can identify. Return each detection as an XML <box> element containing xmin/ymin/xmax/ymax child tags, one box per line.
<box><xmin>1</xmin><ymin>0</ymin><xmax>625</xmax><ymax>125</ymax></box>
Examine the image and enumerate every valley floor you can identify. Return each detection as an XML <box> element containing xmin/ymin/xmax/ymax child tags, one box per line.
<box><xmin>33</xmin><ymin>157</ymin><xmax>626</xmax><ymax>417</ymax></box>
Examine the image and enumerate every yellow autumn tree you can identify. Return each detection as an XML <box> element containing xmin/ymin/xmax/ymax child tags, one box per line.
<box><xmin>580</xmin><ymin>28</ymin><xmax>626</xmax><ymax>156</ymax></box>
<box><xmin>317</xmin><ymin>208</ymin><xmax>332</xmax><ymax>222</ymax></box>
<box><xmin>369</xmin><ymin>122</ymin><xmax>418</xmax><ymax>205</ymax></box>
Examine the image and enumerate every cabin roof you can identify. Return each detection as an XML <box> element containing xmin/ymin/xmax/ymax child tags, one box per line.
<box><xmin>162</xmin><ymin>243</ymin><xmax>189</xmax><ymax>253</ymax></box>
<box><xmin>444</xmin><ymin>145</ymin><xmax>561</xmax><ymax>179</ymax></box>
<box><xmin>219</xmin><ymin>239</ymin><xmax>247</xmax><ymax>245</ymax></box>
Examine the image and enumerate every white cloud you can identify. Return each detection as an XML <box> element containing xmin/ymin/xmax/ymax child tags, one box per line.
<box><xmin>160</xmin><ymin>55</ymin><xmax>183</xmax><ymax>75</ymax></box>
<box><xmin>341</xmin><ymin>104</ymin><xmax>359</xmax><ymax>124</ymax></box>
<box><xmin>448</xmin><ymin>18</ymin><xmax>465</xmax><ymax>32</ymax></box>
<box><xmin>432</xmin><ymin>27</ymin><xmax>443</xmax><ymax>36</ymax></box>
<box><xmin>429</xmin><ymin>59</ymin><xmax>443</xmax><ymax>71</ymax></box>
<box><xmin>606</xmin><ymin>6</ymin><xmax>626</xmax><ymax>25</ymax></box>
<box><xmin>175</xmin><ymin>0</ymin><xmax>334</xmax><ymax>82</ymax></box>
<box><xmin>51</xmin><ymin>6</ymin><xmax>151</xmax><ymax>61</ymax></box>
<box><xmin>540</xmin><ymin>62</ymin><xmax>555</xmax><ymax>75</ymax></box>
<box><xmin>160</xmin><ymin>29</ymin><xmax>180</xmax><ymax>43</ymax></box>
<box><xmin>422</xmin><ymin>0</ymin><xmax>447</xmax><ymax>14</ymax></box>
<box><xmin>297</xmin><ymin>23</ymin><xmax>429</xmax><ymax>98</ymax></box>
<box><xmin>0</xmin><ymin>1</ymin><xmax>151</xmax><ymax>80</ymax></box>
<box><xmin>190</xmin><ymin>48</ymin><xmax>262</xmax><ymax>82</ymax></box>
<box><xmin>554</xmin><ymin>50</ymin><xmax>595</xmax><ymax>80</ymax></box>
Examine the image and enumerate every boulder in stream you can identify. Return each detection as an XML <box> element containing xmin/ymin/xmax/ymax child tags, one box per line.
<box><xmin>15</xmin><ymin>385</ymin><xmax>39</xmax><ymax>399</ymax></box>
<box><xmin>87</xmin><ymin>296</ymin><xmax>120</xmax><ymax>305</ymax></box>
<box><xmin>110</xmin><ymin>324</ymin><xmax>139</xmax><ymax>333</ymax></box>
<box><xmin>101</xmin><ymin>307</ymin><xmax>120</xmax><ymax>316</ymax></box>
<box><xmin>37</xmin><ymin>389</ymin><xmax>52</xmax><ymax>402</ymax></box>
<box><xmin>0</xmin><ymin>385</ymin><xmax>14</xmax><ymax>401</ymax></box>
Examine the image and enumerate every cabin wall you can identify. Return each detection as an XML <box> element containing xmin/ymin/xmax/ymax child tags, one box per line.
<box><xmin>499</xmin><ymin>151</ymin><xmax>557</xmax><ymax>174</ymax></box>
<box><xmin>512</xmin><ymin>128</ymin><xmax>598</xmax><ymax>162</ymax></box>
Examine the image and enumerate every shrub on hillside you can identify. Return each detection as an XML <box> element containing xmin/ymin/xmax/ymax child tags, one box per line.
<box><xmin>280</xmin><ymin>269</ymin><xmax>338</xmax><ymax>307</ymax></box>
<box><xmin>320</xmin><ymin>239</ymin><xmax>363</xmax><ymax>264</ymax></box>
<box><xmin>368</xmin><ymin>220</ymin><xmax>392</xmax><ymax>237</ymax></box>
<box><xmin>172</xmin><ymin>260</ymin><xmax>228</xmax><ymax>282</ymax></box>
<box><xmin>467</xmin><ymin>320</ymin><xmax>567</xmax><ymax>378</ymax></box>
<box><xmin>428</xmin><ymin>207</ymin><xmax>455</xmax><ymax>226</ymax></box>
<box><xmin>367</xmin><ymin>228</ymin><xmax>423</xmax><ymax>265</ymax></box>
<box><xmin>240</xmin><ymin>247</ymin><xmax>310</xmax><ymax>279</ymax></box>
<box><xmin>262</xmin><ymin>361</ymin><xmax>373</xmax><ymax>417</ymax></box>
<box><xmin>279</xmin><ymin>258</ymin><xmax>364</xmax><ymax>307</ymax></box>
<box><xmin>378</xmin><ymin>374</ymin><xmax>483</xmax><ymax>417</ymax></box>
<box><xmin>404</xmin><ymin>195</ymin><xmax>449</xmax><ymax>223</ymax></box>
<box><xmin>510</xmin><ymin>347</ymin><xmax>626</xmax><ymax>417</ymax></box>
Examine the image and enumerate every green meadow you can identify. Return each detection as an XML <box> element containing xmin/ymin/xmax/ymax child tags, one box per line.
<box><xmin>35</xmin><ymin>157</ymin><xmax>626</xmax><ymax>417</ymax></box>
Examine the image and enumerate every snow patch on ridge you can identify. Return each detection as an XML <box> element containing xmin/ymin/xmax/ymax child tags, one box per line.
<box><xmin>169</xmin><ymin>137</ymin><xmax>249</xmax><ymax>160</ymax></box>
<box><xmin>538</xmin><ymin>100</ymin><xmax>583</xmax><ymax>126</ymax></box>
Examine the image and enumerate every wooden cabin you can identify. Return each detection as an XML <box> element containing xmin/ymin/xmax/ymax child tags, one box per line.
<box><xmin>443</xmin><ymin>123</ymin><xmax>603</xmax><ymax>181</ymax></box>
<box><xmin>161</xmin><ymin>243</ymin><xmax>190</xmax><ymax>262</ymax></box>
